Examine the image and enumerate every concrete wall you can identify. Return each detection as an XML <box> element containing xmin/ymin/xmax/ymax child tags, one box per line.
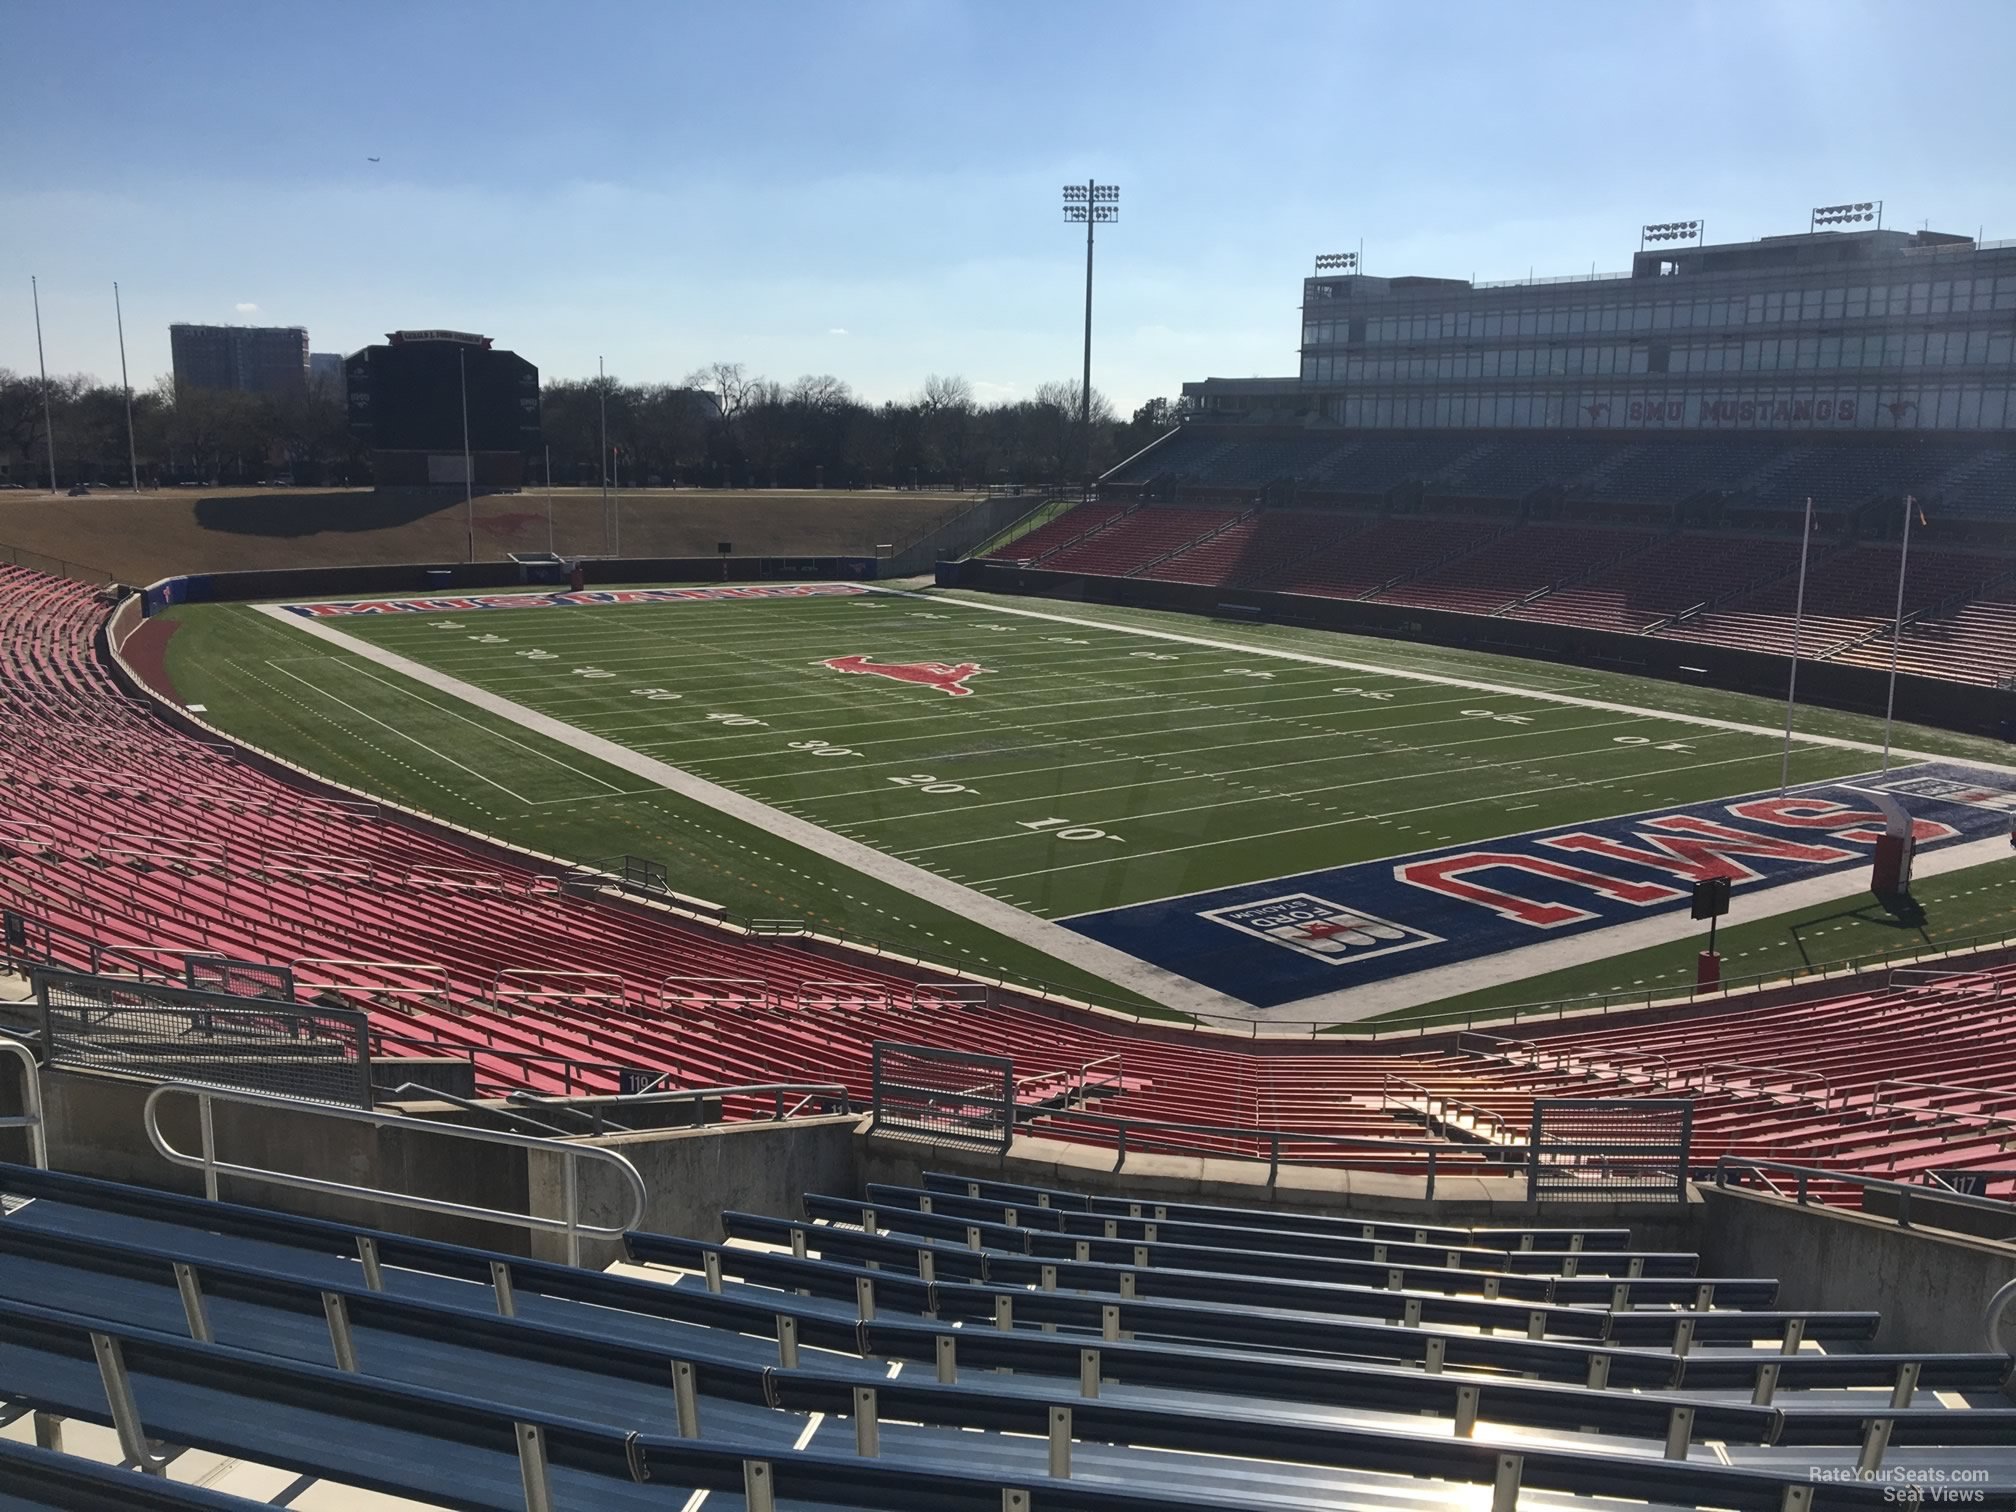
<box><xmin>1698</xmin><ymin>1185</ymin><xmax>2016</xmax><ymax>1356</ymax></box>
<box><xmin>950</xmin><ymin>558</ymin><xmax>2016</xmax><ymax>738</ymax></box>
<box><xmin>6</xmin><ymin>1063</ymin><xmax>859</xmax><ymax>1264</ymax></box>
<box><xmin>26</xmin><ymin>1067</ymin><xmax>535</xmax><ymax>1252</ymax></box>
<box><xmin>525</xmin><ymin>1114</ymin><xmax>861</xmax><ymax>1266</ymax></box>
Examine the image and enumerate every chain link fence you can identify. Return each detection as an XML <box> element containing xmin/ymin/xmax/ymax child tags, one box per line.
<box><xmin>870</xmin><ymin>1041</ymin><xmax>1014</xmax><ymax>1152</ymax></box>
<box><xmin>183</xmin><ymin>955</ymin><xmax>297</xmax><ymax>1003</ymax></box>
<box><xmin>36</xmin><ymin>968</ymin><xmax>371</xmax><ymax>1107</ymax></box>
<box><xmin>1527</xmin><ymin>1099</ymin><xmax>1694</xmax><ymax>1203</ymax></box>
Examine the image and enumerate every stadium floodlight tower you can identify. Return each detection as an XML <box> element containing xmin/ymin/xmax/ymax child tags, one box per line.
<box><xmin>30</xmin><ymin>276</ymin><xmax>56</xmax><ymax>494</ymax></box>
<box><xmin>1314</xmin><ymin>251</ymin><xmax>1359</xmax><ymax>274</ymax></box>
<box><xmin>1062</xmin><ymin>180</ymin><xmax>1119</xmax><ymax>486</ymax></box>
<box><xmin>1811</xmin><ymin>200</ymin><xmax>1881</xmax><ymax>232</ymax></box>
<box><xmin>1640</xmin><ymin>219</ymin><xmax>1703</xmax><ymax>251</ymax></box>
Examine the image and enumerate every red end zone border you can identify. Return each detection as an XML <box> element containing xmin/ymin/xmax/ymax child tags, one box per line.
<box><xmin>279</xmin><ymin>583</ymin><xmax>875</xmax><ymax>617</ymax></box>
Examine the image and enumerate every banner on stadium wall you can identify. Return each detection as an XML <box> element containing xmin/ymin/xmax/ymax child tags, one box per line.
<box><xmin>280</xmin><ymin>582</ymin><xmax>874</xmax><ymax>616</ymax></box>
<box><xmin>142</xmin><ymin>575</ymin><xmax>213</xmax><ymax>618</ymax></box>
<box><xmin>1063</xmin><ymin>762</ymin><xmax>2016</xmax><ymax>1009</ymax></box>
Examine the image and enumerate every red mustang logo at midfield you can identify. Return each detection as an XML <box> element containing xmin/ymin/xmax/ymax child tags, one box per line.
<box><xmin>818</xmin><ymin>655</ymin><xmax>990</xmax><ymax>696</ymax></box>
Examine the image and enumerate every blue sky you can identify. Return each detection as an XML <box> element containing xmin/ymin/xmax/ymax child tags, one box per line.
<box><xmin>6</xmin><ymin>0</ymin><xmax>2016</xmax><ymax>410</ymax></box>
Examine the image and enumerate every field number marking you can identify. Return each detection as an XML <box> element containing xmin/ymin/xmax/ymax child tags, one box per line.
<box><xmin>788</xmin><ymin>739</ymin><xmax>860</xmax><ymax>759</ymax></box>
<box><xmin>1334</xmin><ymin>686</ymin><xmax>1394</xmax><ymax>700</ymax></box>
<box><xmin>1462</xmin><ymin>708</ymin><xmax>1533</xmax><ymax>725</ymax></box>
<box><xmin>888</xmin><ymin>773</ymin><xmax>975</xmax><ymax>795</ymax></box>
<box><xmin>1614</xmin><ymin>736</ymin><xmax>1695</xmax><ymax>751</ymax></box>
<box><xmin>630</xmin><ymin>687</ymin><xmax>683</xmax><ymax>701</ymax></box>
<box><xmin>515</xmin><ymin>649</ymin><xmax>556</xmax><ymax>660</ymax></box>
<box><xmin>572</xmin><ymin>667</ymin><xmax>614</xmax><ymax>679</ymax></box>
<box><xmin>1128</xmin><ymin>651</ymin><xmax>1179</xmax><ymax>662</ymax></box>
<box><xmin>705</xmin><ymin>712</ymin><xmax>769</xmax><ymax>728</ymax></box>
<box><xmin>1017</xmin><ymin>817</ymin><xmax>1125</xmax><ymax>843</ymax></box>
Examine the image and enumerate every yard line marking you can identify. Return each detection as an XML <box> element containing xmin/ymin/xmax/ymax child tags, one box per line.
<box><xmin>826</xmin><ymin>711</ymin><xmax>1671</xmax><ymax>826</ymax></box>
<box><xmin>908</xmin><ymin>589</ymin><xmax>1983</xmax><ymax>767</ymax></box>
<box><xmin>253</xmin><ymin>602</ymin><xmax>1251</xmax><ymax>1017</ymax></box>
<box><xmin>900</xmin><ymin>716</ymin><xmax>1680</xmax><ymax>856</ymax></box>
<box><xmin>338</xmin><ymin>663</ymin><xmax>632</xmax><ymax>794</ymax></box>
<box><xmin>669</xmin><ymin>690</ymin><xmax>1543</xmax><ymax>775</ymax></box>
<box><xmin>261</xmin><ymin>661</ymin><xmax>544</xmax><ymax>806</ymax></box>
<box><xmin>978</xmin><ymin>748</ymin><xmax>1797</xmax><ymax>888</ymax></box>
<box><xmin>675</xmin><ymin>681</ymin><xmax>1519</xmax><ymax>771</ymax></box>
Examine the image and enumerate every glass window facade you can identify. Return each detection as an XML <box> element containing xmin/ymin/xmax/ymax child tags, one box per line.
<box><xmin>1270</xmin><ymin>242</ymin><xmax>2016</xmax><ymax>431</ymax></box>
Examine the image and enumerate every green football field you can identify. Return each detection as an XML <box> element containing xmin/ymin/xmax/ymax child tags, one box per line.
<box><xmin>158</xmin><ymin>585</ymin><xmax>2014</xmax><ymax>1023</ymax></box>
<box><xmin>271</xmin><ymin>587</ymin><xmax>1895</xmax><ymax>916</ymax></box>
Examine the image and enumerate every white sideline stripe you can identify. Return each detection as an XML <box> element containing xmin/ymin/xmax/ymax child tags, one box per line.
<box><xmin>252</xmin><ymin>602</ymin><xmax>1252</xmax><ymax>1018</ymax></box>
<box><xmin>914</xmin><ymin>590</ymin><xmax>2003</xmax><ymax>770</ymax></box>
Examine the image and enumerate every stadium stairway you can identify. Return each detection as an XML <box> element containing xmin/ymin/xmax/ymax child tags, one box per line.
<box><xmin>3</xmin><ymin>1162</ymin><xmax>2014</xmax><ymax>1509</ymax></box>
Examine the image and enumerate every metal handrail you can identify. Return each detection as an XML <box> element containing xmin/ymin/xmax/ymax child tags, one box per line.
<box><xmin>1018</xmin><ymin>1104</ymin><xmax>1525</xmax><ymax>1195</ymax></box>
<box><xmin>1380</xmin><ymin>1074</ymin><xmax>1512</xmax><ymax>1142</ymax></box>
<box><xmin>143</xmin><ymin>1081</ymin><xmax>648</xmax><ymax>1266</ymax></box>
<box><xmin>1868</xmin><ymin>1078</ymin><xmax>2016</xmax><ymax>1127</ymax></box>
<box><xmin>1694</xmin><ymin>1061</ymin><xmax>1833</xmax><ymax>1108</ymax></box>
<box><xmin>507</xmin><ymin>1080</ymin><xmax>854</xmax><ymax>1130</ymax></box>
<box><xmin>1711</xmin><ymin>1156</ymin><xmax>2016</xmax><ymax>1238</ymax></box>
<box><xmin>1988</xmin><ymin>1278</ymin><xmax>2016</xmax><ymax>1356</ymax></box>
<box><xmin>0</xmin><ymin>1040</ymin><xmax>47</xmax><ymax>1169</ymax></box>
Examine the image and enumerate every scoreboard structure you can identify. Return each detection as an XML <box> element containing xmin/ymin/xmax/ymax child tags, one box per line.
<box><xmin>346</xmin><ymin>331</ymin><xmax>540</xmax><ymax>488</ymax></box>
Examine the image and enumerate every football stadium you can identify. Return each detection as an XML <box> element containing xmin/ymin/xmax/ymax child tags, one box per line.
<box><xmin>6</xmin><ymin>20</ymin><xmax>2016</xmax><ymax>1505</ymax></box>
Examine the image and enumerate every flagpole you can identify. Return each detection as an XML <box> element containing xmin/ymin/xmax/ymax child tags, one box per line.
<box><xmin>459</xmin><ymin>347</ymin><xmax>474</xmax><ymax>564</ymax></box>
<box><xmin>1778</xmin><ymin>495</ymin><xmax>1814</xmax><ymax>795</ymax></box>
<box><xmin>544</xmin><ymin>443</ymin><xmax>554</xmax><ymax>555</ymax></box>
<box><xmin>1880</xmin><ymin>494</ymin><xmax>1914</xmax><ymax>775</ymax></box>
<box><xmin>114</xmin><ymin>282</ymin><xmax>139</xmax><ymax>491</ymax></box>
<box><xmin>31</xmin><ymin>276</ymin><xmax>57</xmax><ymax>494</ymax></box>
<box><xmin>598</xmin><ymin>356</ymin><xmax>610</xmax><ymax>555</ymax></box>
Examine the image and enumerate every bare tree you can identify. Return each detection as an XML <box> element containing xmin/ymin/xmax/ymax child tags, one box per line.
<box><xmin>684</xmin><ymin>361</ymin><xmax>759</xmax><ymax>423</ymax></box>
<box><xmin>788</xmin><ymin>374</ymin><xmax>852</xmax><ymax>412</ymax></box>
<box><xmin>1033</xmin><ymin>379</ymin><xmax>1115</xmax><ymax>426</ymax></box>
<box><xmin>918</xmin><ymin>373</ymin><xmax>973</xmax><ymax>416</ymax></box>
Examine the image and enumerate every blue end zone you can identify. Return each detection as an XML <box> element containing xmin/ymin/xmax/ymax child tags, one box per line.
<box><xmin>1061</xmin><ymin>762</ymin><xmax>2016</xmax><ymax>1009</ymax></box>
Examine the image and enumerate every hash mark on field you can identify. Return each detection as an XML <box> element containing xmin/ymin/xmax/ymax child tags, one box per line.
<box><xmin>264</xmin><ymin>662</ymin><xmax>544</xmax><ymax>804</ymax></box>
<box><xmin>986</xmin><ymin>747</ymin><xmax>1797</xmax><ymax>889</ymax></box>
<box><xmin>338</xmin><ymin>662</ymin><xmax>631</xmax><ymax>794</ymax></box>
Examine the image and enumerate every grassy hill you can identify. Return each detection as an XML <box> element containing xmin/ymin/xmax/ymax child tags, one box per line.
<box><xmin>0</xmin><ymin>486</ymin><xmax>968</xmax><ymax>582</ymax></box>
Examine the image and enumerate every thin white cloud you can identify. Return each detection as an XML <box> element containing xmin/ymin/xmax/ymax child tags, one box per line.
<box><xmin>827</xmin><ymin>326</ymin><xmax>848</xmax><ymax>336</ymax></box>
<box><xmin>972</xmin><ymin>380</ymin><xmax>1017</xmax><ymax>398</ymax></box>
<box><xmin>234</xmin><ymin>301</ymin><xmax>259</xmax><ymax>314</ymax></box>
